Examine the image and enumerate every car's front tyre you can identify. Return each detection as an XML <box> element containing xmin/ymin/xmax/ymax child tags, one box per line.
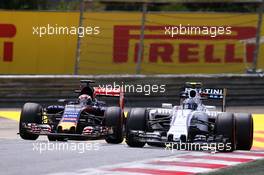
<box><xmin>19</xmin><ymin>103</ymin><xmax>42</xmax><ymax>140</ymax></box>
<box><xmin>126</xmin><ymin>108</ymin><xmax>147</xmax><ymax>148</ymax></box>
<box><xmin>104</xmin><ymin>107</ymin><xmax>124</xmax><ymax>144</ymax></box>
<box><xmin>215</xmin><ymin>112</ymin><xmax>236</xmax><ymax>152</ymax></box>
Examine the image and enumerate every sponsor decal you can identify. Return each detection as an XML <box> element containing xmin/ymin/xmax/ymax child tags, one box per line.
<box><xmin>113</xmin><ymin>25</ymin><xmax>256</xmax><ymax>64</ymax></box>
<box><xmin>0</xmin><ymin>24</ymin><xmax>16</xmax><ymax>62</ymax></box>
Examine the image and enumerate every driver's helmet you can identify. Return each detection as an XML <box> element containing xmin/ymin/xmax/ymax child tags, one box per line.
<box><xmin>78</xmin><ymin>94</ymin><xmax>92</xmax><ymax>105</ymax></box>
<box><xmin>182</xmin><ymin>98</ymin><xmax>198</xmax><ymax>110</ymax></box>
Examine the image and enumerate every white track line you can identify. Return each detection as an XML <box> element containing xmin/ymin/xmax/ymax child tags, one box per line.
<box><xmin>157</xmin><ymin>157</ymin><xmax>240</xmax><ymax>166</ymax></box>
<box><xmin>111</xmin><ymin>163</ymin><xmax>212</xmax><ymax>173</ymax></box>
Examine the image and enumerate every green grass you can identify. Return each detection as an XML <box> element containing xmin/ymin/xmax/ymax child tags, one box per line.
<box><xmin>198</xmin><ymin>159</ymin><xmax>264</xmax><ymax>175</ymax></box>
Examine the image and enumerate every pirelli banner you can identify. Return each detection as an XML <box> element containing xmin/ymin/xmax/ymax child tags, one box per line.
<box><xmin>0</xmin><ymin>11</ymin><xmax>78</xmax><ymax>74</ymax></box>
<box><xmin>0</xmin><ymin>11</ymin><xmax>264</xmax><ymax>74</ymax></box>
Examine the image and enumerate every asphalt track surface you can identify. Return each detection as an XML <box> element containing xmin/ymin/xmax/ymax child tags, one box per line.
<box><xmin>0</xmin><ymin>107</ymin><xmax>264</xmax><ymax>175</ymax></box>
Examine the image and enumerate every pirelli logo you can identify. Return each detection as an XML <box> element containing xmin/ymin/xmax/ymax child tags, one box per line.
<box><xmin>113</xmin><ymin>25</ymin><xmax>257</xmax><ymax>64</ymax></box>
<box><xmin>0</xmin><ymin>24</ymin><xmax>16</xmax><ymax>62</ymax></box>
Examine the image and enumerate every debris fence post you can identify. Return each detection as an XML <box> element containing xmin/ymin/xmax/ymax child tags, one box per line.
<box><xmin>136</xmin><ymin>3</ymin><xmax>147</xmax><ymax>74</ymax></box>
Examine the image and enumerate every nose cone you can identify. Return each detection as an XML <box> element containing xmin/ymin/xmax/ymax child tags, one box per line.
<box><xmin>57</xmin><ymin>122</ymin><xmax>76</xmax><ymax>133</ymax></box>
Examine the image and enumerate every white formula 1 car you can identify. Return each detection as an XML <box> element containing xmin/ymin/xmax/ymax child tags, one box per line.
<box><xmin>126</xmin><ymin>82</ymin><xmax>253</xmax><ymax>152</ymax></box>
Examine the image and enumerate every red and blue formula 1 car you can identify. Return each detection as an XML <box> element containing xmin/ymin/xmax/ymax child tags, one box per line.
<box><xmin>19</xmin><ymin>80</ymin><xmax>125</xmax><ymax>143</ymax></box>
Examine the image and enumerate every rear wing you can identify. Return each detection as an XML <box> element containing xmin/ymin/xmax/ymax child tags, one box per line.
<box><xmin>180</xmin><ymin>84</ymin><xmax>227</xmax><ymax>112</ymax></box>
<box><xmin>201</xmin><ymin>88</ymin><xmax>227</xmax><ymax>112</ymax></box>
<box><xmin>93</xmin><ymin>87</ymin><xmax>124</xmax><ymax>110</ymax></box>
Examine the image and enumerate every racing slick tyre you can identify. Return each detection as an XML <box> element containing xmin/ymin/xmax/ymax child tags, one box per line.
<box><xmin>215</xmin><ymin>113</ymin><xmax>236</xmax><ymax>152</ymax></box>
<box><xmin>234</xmin><ymin>113</ymin><xmax>253</xmax><ymax>150</ymax></box>
<box><xmin>104</xmin><ymin>107</ymin><xmax>124</xmax><ymax>144</ymax></box>
<box><xmin>126</xmin><ymin>108</ymin><xmax>146</xmax><ymax>148</ymax></box>
<box><xmin>19</xmin><ymin>103</ymin><xmax>42</xmax><ymax>140</ymax></box>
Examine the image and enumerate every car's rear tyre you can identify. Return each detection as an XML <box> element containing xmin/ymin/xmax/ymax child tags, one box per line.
<box><xmin>104</xmin><ymin>107</ymin><xmax>124</xmax><ymax>144</ymax></box>
<box><xmin>19</xmin><ymin>103</ymin><xmax>42</xmax><ymax>140</ymax></box>
<box><xmin>234</xmin><ymin>113</ymin><xmax>253</xmax><ymax>150</ymax></box>
<box><xmin>215</xmin><ymin>113</ymin><xmax>236</xmax><ymax>152</ymax></box>
<box><xmin>126</xmin><ymin>108</ymin><xmax>146</xmax><ymax>148</ymax></box>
